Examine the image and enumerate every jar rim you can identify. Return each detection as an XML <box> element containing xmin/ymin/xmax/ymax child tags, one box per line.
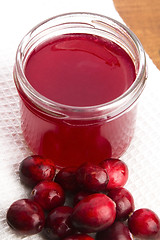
<box><xmin>14</xmin><ymin>12</ymin><xmax>147</xmax><ymax>120</ymax></box>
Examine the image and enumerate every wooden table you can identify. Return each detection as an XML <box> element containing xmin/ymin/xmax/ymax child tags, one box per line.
<box><xmin>113</xmin><ymin>0</ymin><xmax>160</xmax><ymax>70</ymax></box>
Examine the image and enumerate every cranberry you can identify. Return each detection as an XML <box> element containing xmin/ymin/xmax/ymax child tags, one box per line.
<box><xmin>19</xmin><ymin>155</ymin><xmax>56</xmax><ymax>187</ymax></box>
<box><xmin>63</xmin><ymin>234</ymin><xmax>94</xmax><ymax>240</ymax></box>
<box><xmin>55</xmin><ymin>167</ymin><xmax>78</xmax><ymax>192</ymax></box>
<box><xmin>6</xmin><ymin>199</ymin><xmax>45</xmax><ymax>235</ymax></box>
<box><xmin>128</xmin><ymin>208</ymin><xmax>160</xmax><ymax>239</ymax></box>
<box><xmin>108</xmin><ymin>187</ymin><xmax>135</xmax><ymax>220</ymax></box>
<box><xmin>76</xmin><ymin>162</ymin><xmax>109</xmax><ymax>193</ymax></box>
<box><xmin>31</xmin><ymin>181</ymin><xmax>65</xmax><ymax>212</ymax></box>
<box><xmin>99</xmin><ymin>158</ymin><xmax>128</xmax><ymax>189</ymax></box>
<box><xmin>73</xmin><ymin>191</ymin><xmax>91</xmax><ymax>206</ymax></box>
<box><xmin>71</xmin><ymin>193</ymin><xmax>116</xmax><ymax>233</ymax></box>
<box><xmin>96</xmin><ymin>221</ymin><xmax>133</xmax><ymax>240</ymax></box>
<box><xmin>45</xmin><ymin>206</ymin><xmax>75</xmax><ymax>239</ymax></box>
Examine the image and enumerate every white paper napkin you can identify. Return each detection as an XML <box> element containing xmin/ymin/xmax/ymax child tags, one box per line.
<box><xmin>0</xmin><ymin>0</ymin><xmax>160</xmax><ymax>239</ymax></box>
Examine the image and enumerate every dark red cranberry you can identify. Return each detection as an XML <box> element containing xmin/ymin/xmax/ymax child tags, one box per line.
<box><xmin>63</xmin><ymin>234</ymin><xmax>94</xmax><ymax>240</ymax></box>
<box><xmin>96</xmin><ymin>221</ymin><xmax>133</xmax><ymax>240</ymax></box>
<box><xmin>45</xmin><ymin>206</ymin><xmax>75</xmax><ymax>239</ymax></box>
<box><xmin>55</xmin><ymin>167</ymin><xmax>78</xmax><ymax>192</ymax></box>
<box><xmin>31</xmin><ymin>181</ymin><xmax>65</xmax><ymax>212</ymax></box>
<box><xmin>6</xmin><ymin>199</ymin><xmax>45</xmax><ymax>235</ymax></box>
<box><xmin>108</xmin><ymin>187</ymin><xmax>135</xmax><ymax>220</ymax></box>
<box><xmin>99</xmin><ymin>158</ymin><xmax>128</xmax><ymax>189</ymax></box>
<box><xmin>19</xmin><ymin>155</ymin><xmax>56</xmax><ymax>187</ymax></box>
<box><xmin>71</xmin><ymin>193</ymin><xmax>116</xmax><ymax>233</ymax></box>
<box><xmin>76</xmin><ymin>162</ymin><xmax>109</xmax><ymax>193</ymax></box>
<box><xmin>128</xmin><ymin>208</ymin><xmax>160</xmax><ymax>239</ymax></box>
<box><xmin>73</xmin><ymin>191</ymin><xmax>91</xmax><ymax>206</ymax></box>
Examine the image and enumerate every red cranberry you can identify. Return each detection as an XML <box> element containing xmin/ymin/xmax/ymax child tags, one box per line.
<box><xmin>73</xmin><ymin>191</ymin><xmax>91</xmax><ymax>206</ymax></box>
<box><xmin>63</xmin><ymin>234</ymin><xmax>94</xmax><ymax>240</ymax></box>
<box><xmin>71</xmin><ymin>193</ymin><xmax>116</xmax><ymax>233</ymax></box>
<box><xmin>99</xmin><ymin>158</ymin><xmax>128</xmax><ymax>189</ymax></box>
<box><xmin>31</xmin><ymin>181</ymin><xmax>65</xmax><ymax>212</ymax></box>
<box><xmin>76</xmin><ymin>162</ymin><xmax>109</xmax><ymax>193</ymax></box>
<box><xmin>45</xmin><ymin>206</ymin><xmax>75</xmax><ymax>239</ymax></box>
<box><xmin>6</xmin><ymin>199</ymin><xmax>45</xmax><ymax>235</ymax></box>
<box><xmin>128</xmin><ymin>208</ymin><xmax>160</xmax><ymax>239</ymax></box>
<box><xmin>19</xmin><ymin>155</ymin><xmax>56</xmax><ymax>187</ymax></box>
<box><xmin>108</xmin><ymin>187</ymin><xmax>135</xmax><ymax>220</ymax></box>
<box><xmin>55</xmin><ymin>167</ymin><xmax>78</xmax><ymax>192</ymax></box>
<box><xmin>96</xmin><ymin>221</ymin><xmax>133</xmax><ymax>240</ymax></box>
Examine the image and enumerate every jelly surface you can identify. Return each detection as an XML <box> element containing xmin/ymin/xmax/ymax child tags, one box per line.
<box><xmin>25</xmin><ymin>33</ymin><xmax>136</xmax><ymax>107</ymax></box>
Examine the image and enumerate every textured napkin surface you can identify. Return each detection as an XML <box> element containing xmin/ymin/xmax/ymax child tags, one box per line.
<box><xmin>0</xmin><ymin>0</ymin><xmax>160</xmax><ymax>239</ymax></box>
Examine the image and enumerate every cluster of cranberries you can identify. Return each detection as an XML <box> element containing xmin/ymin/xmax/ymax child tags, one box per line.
<box><xmin>6</xmin><ymin>155</ymin><xmax>160</xmax><ymax>240</ymax></box>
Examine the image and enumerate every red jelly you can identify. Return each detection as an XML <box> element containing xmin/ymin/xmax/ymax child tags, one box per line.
<box><xmin>25</xmin><ymin>34</ymin><xmax>135</xmax><ymax>107</ymax></box>
<box><xmin>14</xmin><ymin>13</ymin><xmax>146</xmax><ymax>168</ymax></box>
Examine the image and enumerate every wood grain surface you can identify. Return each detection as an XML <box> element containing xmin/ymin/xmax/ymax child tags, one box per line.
<box><xmin>113</xmin><ymin>0</ymin><xmax>160</xmax><ymax>70</ymax></box>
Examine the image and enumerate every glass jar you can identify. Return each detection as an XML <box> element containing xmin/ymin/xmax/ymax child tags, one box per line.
<box><xmin>13</xmin><ymin>12</ymin><xmax>147</xmax><ymax>168</ymax></box>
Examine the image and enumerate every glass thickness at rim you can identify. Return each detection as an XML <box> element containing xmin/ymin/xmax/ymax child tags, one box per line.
<box><xmin>14</xmin><ymin>12</ymin><xmax>147</xmax><ymax>120</ymax></box>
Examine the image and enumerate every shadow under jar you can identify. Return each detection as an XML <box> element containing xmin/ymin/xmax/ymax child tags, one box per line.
<box><xmin>13</xmin><ymin>12</ymin><xmax>147</xmax><ymax>168</ymax></box>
